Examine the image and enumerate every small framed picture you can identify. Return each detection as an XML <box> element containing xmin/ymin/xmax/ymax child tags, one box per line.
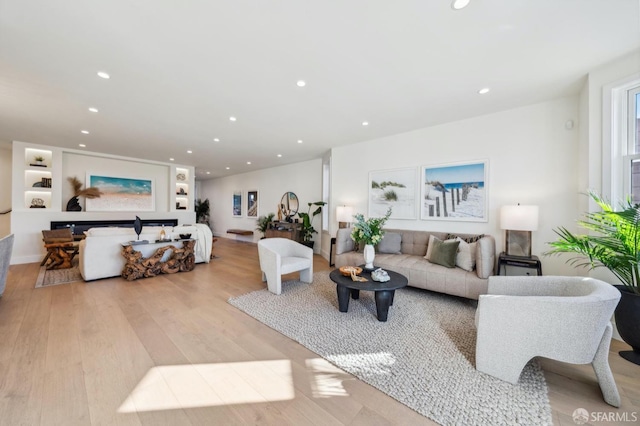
<box><xmin>247</xmin><ymin>190</ymin><xmax>258</xmax><ymax>217</ymax></box>
<box><xmin>233</xmin><ymin>190</ymin><xmax>242</xmax><ymax>217</ymax></box>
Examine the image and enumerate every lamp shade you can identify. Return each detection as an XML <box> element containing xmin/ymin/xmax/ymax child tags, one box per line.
<box><xmin>336</xmin><ymin>206</ymin><xmax>354</xmax><ymax>223</ymax></box>
<box><xmin>500</xmin><ymin>205</ymin><xmax>539</xmax><ymax>231</ymax></box>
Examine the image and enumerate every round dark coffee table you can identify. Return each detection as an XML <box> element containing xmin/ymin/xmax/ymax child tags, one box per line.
<box><xmin>329</xmin><ymin>266</ymin><xmax>408</xmax><ymax>322</ymax></box>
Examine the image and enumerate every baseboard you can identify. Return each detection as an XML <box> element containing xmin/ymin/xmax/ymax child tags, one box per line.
<box><xmin>11</xmin><ymin>254</ymin><xmax>42</xmax><ymax>265</ymax></box>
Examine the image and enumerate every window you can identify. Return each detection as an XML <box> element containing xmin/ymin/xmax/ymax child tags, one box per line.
<box><xmin>626</xmin><ymin>87</ymin><xmax>640</xmax><ymax>202</ymax></box>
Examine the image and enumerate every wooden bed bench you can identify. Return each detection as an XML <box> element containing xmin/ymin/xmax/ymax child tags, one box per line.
<box><xmin>226</xmin><ymin>229</ymin><xmax>254</xmax><ymax>236</ymax></box>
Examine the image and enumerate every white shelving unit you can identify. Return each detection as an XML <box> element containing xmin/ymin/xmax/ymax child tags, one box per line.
<box><xmin>13</xmin><ymin>144</ymin><xmax>62</xmax><ymax>211</ymax></box>
<box><xmin>172</xmin><ymin>166</ymin><xmax>193</xmax><ymax>212</ymax></box>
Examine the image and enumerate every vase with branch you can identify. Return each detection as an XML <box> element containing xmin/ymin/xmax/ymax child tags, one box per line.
<box><xmin>66</xmin><ymin>177</ymin><xmax>102</xmax><ymax>211</ymax></box>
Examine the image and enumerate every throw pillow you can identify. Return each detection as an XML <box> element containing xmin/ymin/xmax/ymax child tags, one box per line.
<box><xmin>446</xmin><ymin>233</ymin><xmax>485</xmax><ymax>243</ymax></box>
<box><xmin>428</xmin><ymin>238</ymin><xmax>460</xmax><ymax>268</ymax></box>
<box><xmin>455</xmin><ymin>237</ymin><xmax>477</xmax><ymax>272</ymax></box>
<box><xmin>424</xmin><ymin>234</ymin><xmax>437</xmax><ymax>260</ymax></box>
<box><xmin>378</xmin><ymin>232</ymin><xmax>402</xmax><ymax>254</ymax></box>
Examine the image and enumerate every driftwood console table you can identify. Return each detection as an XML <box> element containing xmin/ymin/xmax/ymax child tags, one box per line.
<box><xmin>121</xmin><ymin>239</ymin><xmax>196</xmax><ymax>281</ymax></box>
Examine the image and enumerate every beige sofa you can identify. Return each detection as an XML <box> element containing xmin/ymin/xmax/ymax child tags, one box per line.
<box><xmin>335</xmin><ymin>228</ymin><xmax>496</xmax><ymax>300</ymax></box>
<box><xmin>79</xmin><ymin>224</ymin><xmax>213</xmax><ymax>281</ymax></box>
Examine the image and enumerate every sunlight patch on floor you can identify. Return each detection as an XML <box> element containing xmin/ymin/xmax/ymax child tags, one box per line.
<box><xmin>326</xmin><ymin>352</ymin><xmax>396</xmax><ymax>377</ymax></box>
<box><xmin>118</xmin><ymin>360</ymin><xmax>294</xmax><ymax>413</ymax></box>
<box><xmin>305</xmin><ymin>358</ymin><xmax>350</xmax><ymax>398</ymax></box>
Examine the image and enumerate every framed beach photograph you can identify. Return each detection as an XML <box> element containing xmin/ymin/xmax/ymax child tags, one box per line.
<box><xmin>85</xmin><ymin>174</ymin><xmax>154</xmax><ymax>212</ymax></box>
<box><xmin>420</xmin><ymin>160</ymin><xmax>488</xmax><ymax>222</ymax></box>
<box><xmin>247</xmin><ymin>190</ymin><xmax>258</xmax><ymax>217</ymax></box>
<box><xmin>369</xmin><ymin>168</ymin><xmax>417</xmax><ymax>220</ymax></box>
<box><xmin>232</xmin><ymin>190</ymin><xmax>242</xmax><ymax>217</ymax></box>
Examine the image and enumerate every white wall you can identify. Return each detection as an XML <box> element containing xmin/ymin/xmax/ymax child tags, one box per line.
<box><xmin>331</xmin><ymin>97</ymin><xmax>579</xmax><ymax>276</ymax></box>
<box><xmin>198</xmin><ymin>159</ymin><xmax>324</xmax><ymax>249</ymax></box>
<box><xmin>0</xmin><ymin>145</ymin><xmax>11</xmax><ymax>237</ymax></box>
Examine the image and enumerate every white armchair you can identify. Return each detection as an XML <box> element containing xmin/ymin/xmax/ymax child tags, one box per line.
<box><xmin>257</xmin><ymin>238</ymin><xmax>313</xmax><ymax>295</ymax></box>
<box><xmin>476</xmin><ymin>275</ymin><xmax>621</xmax><ymax>407</ymax></box>
<box><xmin>0</xmin><ymin>234</ymin><xmax>14</xmax><ymax>297</ymax></box>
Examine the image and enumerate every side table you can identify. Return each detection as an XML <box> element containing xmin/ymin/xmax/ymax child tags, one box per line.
<box><xmin>496</xmin><ymin>252</ymin><xmax>542</xmax><ymax>276</ymax></box>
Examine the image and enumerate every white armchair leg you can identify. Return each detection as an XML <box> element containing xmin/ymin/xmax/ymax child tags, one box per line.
<box><xmin>299</xmin><ymin>267</ymin><xmax>312</xmax><ymax>284</ymax></box>
<box><xmin>592</xmin><ymin>323</ymin><xmax>621</xmax><ymax>407</ymax></box>
<box><xmin>266</xmin><ymin>272</ymin><xmax>282</xmax><ymax>295</ymax></box>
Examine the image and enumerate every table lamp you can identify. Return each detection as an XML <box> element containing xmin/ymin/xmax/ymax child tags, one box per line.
<box><xmin>336</xmin><ymin>206</ymin><xmax>354</xmax><ymax>228</ymax></box>
<box><xmin>500</xmin><ymin>204</ymin><xmax>539</xmax><ymax>258</ymax></box>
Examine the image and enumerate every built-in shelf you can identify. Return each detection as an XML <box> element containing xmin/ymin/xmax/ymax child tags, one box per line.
<box><xmin>22</xmin><ymin>147</ymin><xmax>55</xmax><ymax>209</ymax></box>
<box><xmin>175</xmin><ymin>167</ymin><xmax>190</xmax><ymax>211</ymax></box>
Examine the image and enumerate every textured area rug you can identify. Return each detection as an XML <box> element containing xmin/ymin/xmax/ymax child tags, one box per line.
<box><xmin>35</xmin><ymin>259</ymin><xmax>83</xmax><ymax>288</ymax></box>
<box><xmin>229</xmin><ymin>273</ymin><xmax>552</xmax><ymax>426</ymax></box>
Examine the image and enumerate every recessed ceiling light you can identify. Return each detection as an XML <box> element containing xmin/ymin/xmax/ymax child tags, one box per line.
<box><xmin>206</xmin><ymin>171</ymin><xmax>210</xmax><ymax>175</ymax></box>
<box><xmin>362</xmin><ymin>121</ymin><xmax>369</xmax><ymax>126</ymax></box>
<box><xmin>229</xmin><ymin>116</ymin><xmax>237</xmax><ymax>122</ymax></box>
<box><xmin>478</xmin><ymin>87</ymin><xmax>490</xmax><ymax>94</ymax></box>
<box><xmin>88</xmin><ymin>107</ymin><xmax>98</xmax><ymax>113</ymax></box>
<box><xmin>277</xmin><ymin>154</ymin><xmax>282</xmax><ymax>158</ymax></box>
<box><xmin>226</xmin><ymin>167</ymin><xmax>230</xmax><ymax>170</ymax></box>
<box><xmin>213</xmin><ymin>138</ymin><xmax>220</xmax><ymax>142</ymax></box>
<box><xmin>451</xmin><ymin>0</ymin><xmax>471</xmax><ymax>10</ymax></box>
<box><xmin>78</xmin><ymin>144</ymin><xmax>86</xmax><ymax>148</ymax></box>
<box><xmin>246</xmin><ymin>161</ymin><xmax>251</xmax><ymax>165</ymax></box>
<box><xmin>97</xmin><ymin>71</ymin><xmax>110</xmax><ymax>79</ymax></box>
<box><xmin>296</xmin><ymin>80</ymin><xmax>306</xmax><ymax>87</ymax></box>
<box><xmin>169</xmin><ymin>158</ymin><xmax>175</xmax><ymax>161</ymax></box>
<box><xmin>81</xmin><ymin>130</ymin><xmax>89</xmax><ymax>134</ymax></box>
<box><xmin>297</xmin><ymin>140</ymin><xmax>303</xmax><ymax>144</ymax></box>
<box><xmin>187</xmin><ymin>150</ymin><xmax>193</xmax><ymax>154</ymax></box>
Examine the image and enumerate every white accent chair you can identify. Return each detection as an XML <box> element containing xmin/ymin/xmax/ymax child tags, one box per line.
<box><xmin>258</xmin><ymin>238</ymin><xmax>313</xmax><ymax>295</ymax></box>
<box><xmin>0</xmin><ymin>234</ymin><xmax>15</xmax><ymax>297</ymax></box>
<box><xmin>476</xmin><ymin>275</ymin><xmax>621</xmax><ymax>407</ymax></box>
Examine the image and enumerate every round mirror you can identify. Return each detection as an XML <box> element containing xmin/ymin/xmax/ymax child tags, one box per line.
<box><xmin>280</xmin><ymin>192</ymin><xmax>299</xmax><ymax>220</ymax></box>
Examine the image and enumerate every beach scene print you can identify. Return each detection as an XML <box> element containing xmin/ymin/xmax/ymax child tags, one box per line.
<box><xmin>421</xmin><ymin>161</ymin><xmax>487</xmax><ymax>221</ymax></box>
<box><xmin>369</xmin><ymin>168</ymin><xmax>417</xmax><ymax>219</ymax></box>
<box><xmin>86</xmin><ymin>175</ymin><xmax>154</xmax><ymax>211</ymax></box>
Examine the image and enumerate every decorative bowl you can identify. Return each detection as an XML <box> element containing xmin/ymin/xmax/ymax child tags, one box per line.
<box><xmin>179</xmin><ymin>233</ymin><xmax>192</xmax><ymax>240</ymax></box>
<box><xmin>339</xmin><ymin>266</ymin><xmax>362</xmax><ymax>276</ymax></box>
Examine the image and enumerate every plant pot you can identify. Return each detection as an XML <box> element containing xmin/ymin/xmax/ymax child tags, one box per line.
<box><xmin>302</xmin><ymin>241</ymin><xmax>314</xmax><ymax>249</ymax></box>
<box><xmin>614</xmin><ymin>285</ymin><xmax>640</xmax><ymax>365</ymax></box>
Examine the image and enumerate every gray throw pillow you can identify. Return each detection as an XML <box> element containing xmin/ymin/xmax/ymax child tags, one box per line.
<box><xmin>428</xmin><ymin>238</ymin><xmax>460</xmax><ymax>268</ymax></box>
<box><xmin>377</xmin><ymin>232</ymin><xmax>402</xmax><ymax>254</ymax></box>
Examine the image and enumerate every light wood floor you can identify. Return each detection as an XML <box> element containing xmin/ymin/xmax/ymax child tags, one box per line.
<box><xmin>0</xmin><ymin>238</ymin><xmax>638</xmax><ymax>426</ymax></box>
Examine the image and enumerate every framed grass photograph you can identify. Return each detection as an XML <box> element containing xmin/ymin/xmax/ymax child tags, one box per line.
<box><xmin>247</xmin><ymin>190</ymin><xmax>258</xmax><ymax>217</ymax></box>
<box><xmin>85</xmin><ymin>174</ymin><xmax>154</xmax><ymax>212</ymax></box>
<box><xmin>420</xmin><ymin>160</ymin><xmax>488</xmax><ymax>222</ymax></box>
<box><xmin>368</xmin><ymin>168</ymin><xmax>417</xmax><ymax>220</ymax></box>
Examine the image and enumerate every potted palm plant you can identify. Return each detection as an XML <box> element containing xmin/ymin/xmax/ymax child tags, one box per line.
<box><xmin>256</xmin><ymin>213</ymin><xmax>275</xmax><ymax>238</ymax></box>
<box><xmin>298</xmin><ymin>201</ymin><xmax>326</xmax><ymax>249</ymax></box>
<box><xmin>546</xmin><ymin>191</ymin><xmax>640</xmax><ymax>365</ymax></box>
<box><xmin>195</xmin><ymin>198</ymin><xmax>210</xmax><ymax>227</ymax></box>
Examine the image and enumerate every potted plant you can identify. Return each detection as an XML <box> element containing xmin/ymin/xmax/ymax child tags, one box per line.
<box><xmin>195</xmin><ymin>198</ymin><xmax>211</xmax><ymax>227</ymax></box>
<box><xmin>256</xmin><ymin>213</ymin><xmax>275</xmax><ymax>238</ymax></box>
<box><xmin>298</xmin><ymin>201</ymin><xmax>327</xmax><ymax>249</ymax></box>
<box><xmin>351</xmin><ymin>207</ymin><xmax>392</xmax><ymax>269</ymax></box>
<box><xmin>33</xmin><ymin>155</ymin><xmax>45</xmax><ymax>166</ymax></box>
<box><xmin>546</xmin><ymin>191</ymin><xmax>640</xmax><ymax>365</ymax></box>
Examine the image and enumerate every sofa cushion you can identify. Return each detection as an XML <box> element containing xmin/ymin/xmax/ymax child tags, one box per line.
<box><xmin>455</xmin><ymin>237</ymin><xmax>477</xmax><ymax>272</ymax></box>
<box><xmin>85</xmin><ymin>227</ymin><xmax>136</xmax><ymax>237</ymax></box>
<box><xmin>378</xmin><ymin>232</ymin><xmax>402</xmax><ymax>254</ymax></box>
<box><xmin>428</xmin><ymin>238</ymin><xmax>460</xmax><ymax>268</ymax></box>
<box><xmin>476</xmin><ymin>237</ymin><xmax>495</xmax><ymax>279</ymax></box>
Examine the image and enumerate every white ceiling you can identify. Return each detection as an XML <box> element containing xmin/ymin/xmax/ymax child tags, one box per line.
<box><xmin>1</xmin><ymin>1</ymin><xmax>639</xmax><ymax>179</ymax></box>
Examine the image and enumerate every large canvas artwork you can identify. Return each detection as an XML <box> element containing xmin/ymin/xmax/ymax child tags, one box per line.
<box><xmin>368</xmin><ymin>168</ymin><xmax>417</xmax><ymax>220</ymax></box>
<box><xmin>85</xmin><ymin>174</ymin><xmax>154</xmax><ymax>211</ymax></box>
<box><xmin>420</xmin><ymin>160</ymin><xmax>488</xmax><ymax>222</ymax></box>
